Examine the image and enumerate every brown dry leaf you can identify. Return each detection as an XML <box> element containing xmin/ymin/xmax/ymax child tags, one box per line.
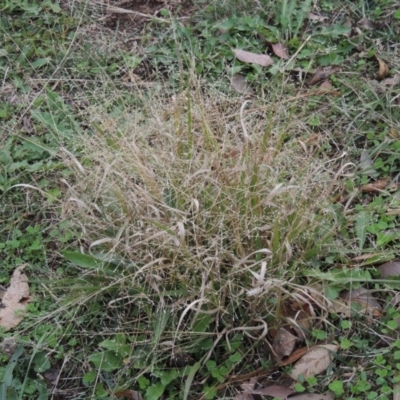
<box><xmin>361</xmin><ymin>178</ymin><xmax>389</xmax><ymax>193</ymax></box>
<box><xmin>271</xmin><ymin>43</ymin><xmax>289</xmax><ymax>60</ymax></box>
<box><xmin>273</xmin><ymin>327</ymin><xmax>298</xmax><ymax>359</ymax></box>
<box><xmin>379</xmin><ymin>260</ymin><xmax>400</xmax><ymax>278</ymax></box>
<box><xmin>233</xmin><ymin>49</ymin><xmax>274</xmax><ymax>67</ymax></box>
<box><xmin>289</xmin><ymin>344</ymin><xmax>339</xmax><ymax>380</ymax></box>
<box><xmin>0</xmin><ymin>265</ymin><xmax>31</xmax><ymax>331</ymax></box>
<box><xmin>279</xmin><ymin>346</ymin><xmax>309</xmax><ymax>367</ymax></box>
<box><xmin>283</xmin><ymin>301</ymin><xmax>313</xmax><ymax>340</ymax></box>
<box><xmin>230</xmin><ymin>73</ymin><xmax>253</xmax><ymax>94</ymax></box>
<box><xmin>114</xmin><ymin>390</ymin><xmax>144</xmax><ymax>400</ymax></box>
<box><xmin>358</xmin><ymin>17</ymin><xmax>384</xmax><ymax>30</ymax></box>
<box><xmin>288</xmin><ymin>392</ymin><xmax>334</xmax><ymax>400</ymax></box>
<box><xmin>308</xmin><ymin>13</ymin><xmax>328</xmax><ymax>22</ymax></box>
<box><xmin>258</xmin><ymin>385</ymin><xmax>294</xmax><ymax>399</ymax></box>
<box><xmin>382</xmin><ymin>73</ymin><xmax>400</xmax><ymax>86</ymax></box>
<box><xmin>328</xmin><ymin>298</ymin><xmax>352</xmax><ymax>318</ymax></box>
<box><xmin>234</xmin><ymin>393</ymin><xmax>253</xmax><ymax>400</ymax></box>
<box><xmin>376</xmin><ymin>57</ymin><xmax>390</xmax><ymax>80</ymax></box>
<box><xmin>340</xmin><ymin>287</ymin><xmax>383</xmax><ymax>317</ymax></box>
<box><xmin>239</xmin><ymin>378</ymin><xmax>258</xmax><ymax>392</ymax></box>
<box><xmin>318</xmin><ymin>80</ymin><xmax>333</xmax><ymax>91</ymax></box>
<box><xmin>306</xmin><ymin>66</ymin><xmax>340</xmax><ymax>86</ymax></box>
<box><xmin>43</xmin><ymin>368</ymin><xmax>61</xmax><ymax>386</ymax></box>
<box><xmin>237</xmin><ymin>379</ymin><xmax>294</xmax><ymax>400</ymax></box>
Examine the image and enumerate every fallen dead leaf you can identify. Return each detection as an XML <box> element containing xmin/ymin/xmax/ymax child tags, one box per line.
<box><xmin>361</xmin><ymin>178</ymin><xmax>389</xmax><ymax>193</ymax></box>
<box><xmin>376</xmin><ymin>57</ymin><xmax>390</xmax><ymax>80</ymax></box>
<box><xmin>358</xmin><ymin>17</ymin><xmax>384</xmax><ymax>30</ymax></box>
<box><xmin>379</xmin><ymin>260</ymin><xmax>400</xmax><ymax>278</ymax></box>
<box><xmin>306</xmin><ymin>66</ymin><xmax>340</xmax><ymax>86</ymax></box>
<box><xmin>287</xmin><ymin>392</ymin><xmax>334</xmax><ymax>400</ymax></box>
<box><xmin>258</xmin><ymin>385</ymin><xmax>294</xmax><ymax>399</ymax></box>
<box><xmin>114</xmin><ymin>390</ymin><xmax>144</xmax><ymax>400</ymax></box>
<box><xmin>382</xmin><ymin>73</ymin><xmax>400</xmax><ymax>86</ymax></box>
<box><xmin>0</xmin><ymin>265</ymin><xmax>31</xmax><ymax>331</ymax></box>
<box><xmin>328</xmin><ymin>298</ymin><xmax>353</xmax><ymax>318</ymax></box>
<box><xmin>279</xmin><ymin>346</ymin><xmax>309</xmax><ymax>366</ymax></box>
<box><xmin>283</xmin><ymin>301</ymin><xmax>313</xmax><ymax>340</ymax></box>
<box><xmin>273</xmin><ymin>327</ymin><xmax>298</xmax><ymax>360</ymax></box>
<box><xmin>237</xmin><ymin>379</ymin><xmax>294</xmax><ymax>400</ymax></box>
<box><xmin>230</xmin><ymin>73</ymin><xmax>253</xmax><ymax>94</ymax></box>
<box><xmin>308</xmin><ymin>13</ymin><xmax>328</xmax><ymax>22</ymax></box>
<box><xmin>289</xmin><ymin>344</ymin><xmax>339</xmax><ymax>380</ymax></box>
<box><xmin>234</xmin><ymin>393</ymin><xmax>253</xmax><ymax>400</ymax></box>
<box><xmin>233</xmin><ymin>49</ymin><xmax>274</xmax><ymax>67</ymax></box>
<box><xmin>43</xmin><ymin>368</ymin><xmax>61</xmax><ymax>386</ymax></box>
<box><xmin>271</xmin><ymin>43</ymin><xmax>289</xmax><ymax>60</ymax></box>
<box><xmin>340</xmin><ymin>287</ymin><xmax>382</xmax><ymax>317</ymax></box>
<box><xmin>318</xmin><ymin>80</ymin><xmax>333</xmax><ymax>91</ymax></box>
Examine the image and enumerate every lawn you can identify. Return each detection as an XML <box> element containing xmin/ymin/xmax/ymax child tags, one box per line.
<box><xmin>1</xmin><ymin>0</ymin><xmax>400</xmax><ymax>399</ymax></box>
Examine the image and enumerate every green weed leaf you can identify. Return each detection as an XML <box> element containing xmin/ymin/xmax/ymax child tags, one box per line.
<box><xmin>146</xmin><ymin>382</ymin><xmax>165</xmax><ymax>400</ymax></box>
<box><xmin>62</xmin><ymin>251</ymin><xmax>103</xmax><ymax>269</ymax></box>
<box><xmin>88</xmin><ymin>351</ymin><xmax>123</xmax><ymax>371</ymax></box>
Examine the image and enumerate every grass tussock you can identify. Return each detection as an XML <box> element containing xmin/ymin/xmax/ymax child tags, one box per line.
<box><xmin>60</xmin><ymin>80</ymin><xmax>343</xmax><ymax>342</ymax></box>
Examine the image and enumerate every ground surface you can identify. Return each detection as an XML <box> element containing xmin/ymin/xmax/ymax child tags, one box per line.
<box><xmin>1</xmin><ymin>1</ymin><xmax>400</xmax><ymax>399</ymax></box>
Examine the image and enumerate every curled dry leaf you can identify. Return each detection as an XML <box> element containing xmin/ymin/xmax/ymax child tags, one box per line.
<box><xmin>340</xmin><ymin>287</ymin><xmax>383</xmax><ymax>317</ymax></box>
<box><xmin>273</xmin><ymin>327</ymin><xmax>298</xmax><ymax>359</ymax></box>
<box><xmin>233</xmin><ymin>49</ymin><xmax>274</xmax><ymax>67</ymax></box>
<box><xmin>379</xmin><ymin>260</ymin><xmax>400</xmax><ymax>278</ymax></box>
<box><xmin>382</xmin><ymin>73</ymin><xmax>400</xmax><ymax>86</ymax></box>
<box><xmin>361</xmin><ymin>178</ymin><xmax>389</xmax><ymax>193</ymax></box>
<box><xmin>271</xmin><ymin>43</ymin><xmax>289</xmax><ymax>60</ymax></box>
<box><xmin>230</xmin><ymin>73</ymin><xmax>254</xmax><ymax>95</ymax></box>
<box><xmin>306</xmin><ymin>66</ymin><xmax>340</xmax><ymax>86</ymax></box>
<box><xmin>114</xmin><ymin>390</ymin><xmax>144</xmax><ymax>400</ymax></box>
<box><xmin>0</xmin><ymin>265</ymin><xmax>31</xmax><ymax>331</ymax></box>
<box><xmin>358</xmin><ymin>17</ymin><xmax>384</xmax><ymax>30</ymax></box>
<box><xmin>376</xmin><ymin>57</ymin><xmax>390</xmax><ymax>80</ymax></box>
<box><xmin>257</xmin><ymin>385</ymin><xmax>294</xmax><ymax>399</ymax></box>
<box><xmin>289</xmin><ymin>344</ymin><xmax>339</xmax><ymax>380</ymax></box>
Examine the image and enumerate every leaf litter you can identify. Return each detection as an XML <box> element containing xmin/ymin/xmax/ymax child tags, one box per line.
<box><xmin>289</xmin><ymin>344</ymin><xmax>339</xmax><ymax>380</ymax></box>
<box><xmin>233</xmin><ymin>49</ymin><xmax>274</xmax><ymax>67</ymax></box>
<box><xmin>270</xmin><ymin>43</ymin><xmax>289</xmax><ymax>59</ymax></box>
<box><xmin>0</xmin><ymin>265</ymin><xmax>31</xmax><ymax>331</ymax></box>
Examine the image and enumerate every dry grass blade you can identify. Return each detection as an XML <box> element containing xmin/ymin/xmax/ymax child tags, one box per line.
<box><xmin>58</xmin><ymin>77</ymin><xmax>342</xmax><ymax>392</ymax></box>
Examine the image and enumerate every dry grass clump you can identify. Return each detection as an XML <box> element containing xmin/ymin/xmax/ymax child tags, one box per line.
<box><xmin>60</xmin><ymin>81</ymin><xmax>343</xmax><ymax>360</ymax></box>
